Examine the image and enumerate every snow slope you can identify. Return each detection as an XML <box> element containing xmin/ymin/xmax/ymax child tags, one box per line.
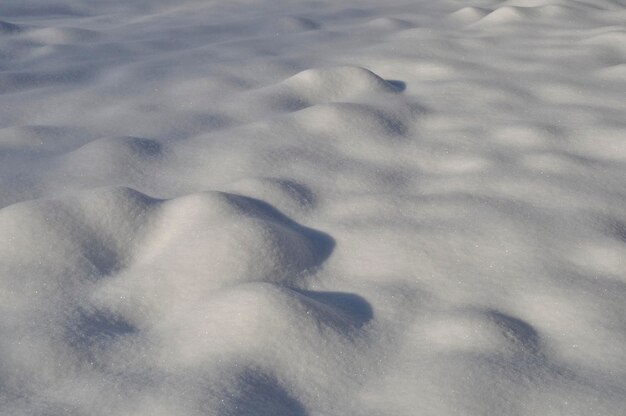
<box><xmin>1</xmin><ymin>0</ymin><xmax>625</xmax><ymax>415</ymax></box>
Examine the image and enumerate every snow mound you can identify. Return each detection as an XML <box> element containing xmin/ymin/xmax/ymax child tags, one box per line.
<box><xmin>58</xmin><ymin>136</ymin><xmax>164</xmax><ymax>184</ymax></box>
<box><xmin>447</xmin><ymin>7</ymin><xmax>489</xmax><ymax>24</ymax></box>
<box><xmin>280</xmin><ymin>66</ymin><xmax>400</xmax><ymax>102</ymax></box>
<box><xmin>134</xmin><ymin>190</ymin><xmax>334</xmax><ymax>289</ymax></box>
<box><xmin>473</xmin><ymin>6</ymin><xmax>536</xmax><ymax>26</ymax></box>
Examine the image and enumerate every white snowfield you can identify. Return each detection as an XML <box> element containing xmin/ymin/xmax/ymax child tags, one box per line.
<box><xmin>1</xmin><ymin>0</ymin><xmax>625</xmax><ymax>414</ymax></box>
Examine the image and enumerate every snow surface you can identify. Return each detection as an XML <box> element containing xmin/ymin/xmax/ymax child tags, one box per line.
<box><xmin>1</xmin><ymin>0</ymin><xmax>626</xmax><ymax>415</ymax></box>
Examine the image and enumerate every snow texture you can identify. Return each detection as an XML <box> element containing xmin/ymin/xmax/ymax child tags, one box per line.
<box><xmin>1</xmin><ymin>0</ymin><xmax>625</xmax><ymax>415</ymax></box>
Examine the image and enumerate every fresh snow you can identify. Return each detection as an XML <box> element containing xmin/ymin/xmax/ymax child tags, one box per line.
<box><xmin>1</xmin><ymin>0</ymin><xmax>625</xmax><ymax>415</ymax></box>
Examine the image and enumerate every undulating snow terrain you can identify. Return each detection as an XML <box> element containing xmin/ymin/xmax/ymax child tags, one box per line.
<box><xmin>1</xmin><ymin>0</ymin><xmax>625</xmax><ymax>414</ymax></box>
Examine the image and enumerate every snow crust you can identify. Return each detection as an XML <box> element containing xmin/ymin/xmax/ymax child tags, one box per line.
<box><xmin>1</xmin><ymin>0</ymin><xmax>625</xmax><ymax>414</ymax></box>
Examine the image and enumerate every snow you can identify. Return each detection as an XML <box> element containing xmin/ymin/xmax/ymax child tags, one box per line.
<box><xmin>1</xmin><ymin>0</ymin><xmax>625</xmax><ymax>415</ymax></box>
